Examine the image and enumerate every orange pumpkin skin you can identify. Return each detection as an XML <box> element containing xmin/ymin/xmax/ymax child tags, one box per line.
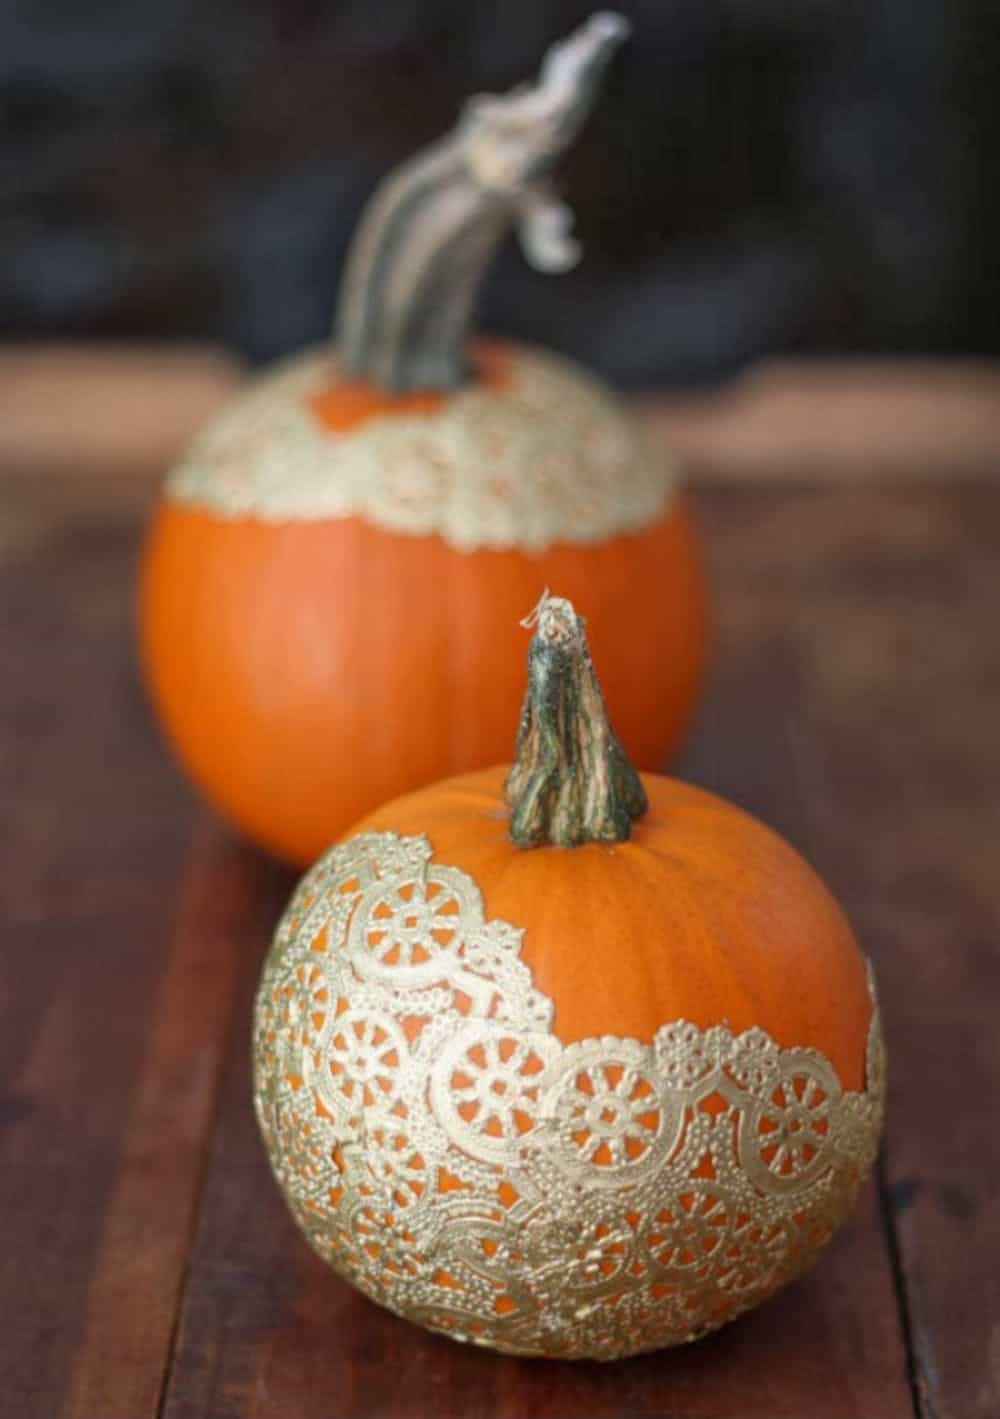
<box><xmin>348</xmin><ymin>768</ymin><xmax>871</xmax><ymax>1091</ymax></box>
<box><xmin>139</xmin><ymin>480</ymin><xmax>705</xmax><ymax>867</ymax></box>
<box><xmin>252</xmin><ymin>597</ymin><xmax>882</xmax><ymax>1358</ymax></box>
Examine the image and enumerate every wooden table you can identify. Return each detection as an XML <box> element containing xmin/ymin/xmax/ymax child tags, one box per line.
<box><xmin>2</xmin><ymin>352</ymin><xmax>998</xmax><ymax>1418</ymax></box>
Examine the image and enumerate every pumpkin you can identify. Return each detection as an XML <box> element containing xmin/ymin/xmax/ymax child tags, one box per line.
<box><xmin>253</xmin><ymin>594</ymin><xmax>884</xmax><ymax>1360</ymax></box>
<box><xmin>139</xmin><ymin>12</ymin><xmax>706</xmax><ymax>866</ymax></box>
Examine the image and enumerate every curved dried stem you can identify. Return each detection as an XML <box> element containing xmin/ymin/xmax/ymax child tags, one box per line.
<box><xmin>335</xmin><ymin>13</ymin><xmax>630</xmax><ymax>392</ymax></box>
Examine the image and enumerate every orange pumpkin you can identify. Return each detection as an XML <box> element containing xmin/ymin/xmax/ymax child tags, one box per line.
<box><xmin>140</xmin><ymin>14</ymin><xmax>706</xmax><ymax>866</ymax></box>
<box><xmin>253</xmin><ymin>594</ymin><xmax>883</xmax><ymax>1360</ymax></box>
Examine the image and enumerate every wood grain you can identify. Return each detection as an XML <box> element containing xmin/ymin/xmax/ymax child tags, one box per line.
<box><xmin>1</xmin><ymin>345</ymin><xmax>999</xmax><ymax>484</ymax></box>
<box><xmin>0</xmin><ymin>344</ymin><xmax>244</xmax><ymax>474</ymax></box>
<box><xmin>690</xmin><ymin>484</ymin><xmax>1000</xmax><ymax>1419</ymax></box>
<box><xmin>767</xmin><ymin>486</ymin><xmax>1000</xmax><ymax>1419</ymax></box>
<box><xmin>640</xmin><ymin>360</ymin><xmax>1000</xmax><ymax>481</ymax></box>
<box><xmin>60</xmin><ymin>828</ymin><xmax>274</xmax><ymax>1419</ymax></box>
<box><xmin>0</xmin><ymin>477</ymin><xmax>257</xmax><ymax>1419</ymax></box>
<box><xmin>0</xmin><ymin>480</ymin><xmax>186</xmax><ymax>1416</ymax></box>
<box><xmin>157</xmin><ymin>490</ymin><xmax>914</xmax><ymax>1419</ymax></box>
<box><xmin>2</xmin><ymin>398</ymin><xmax>997</xmax><ymax>1416</ymax></box>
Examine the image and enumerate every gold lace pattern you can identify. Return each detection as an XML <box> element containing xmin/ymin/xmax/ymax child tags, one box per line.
<box><xmin>167</xmin><ymin>347</ymin><xmax>676</xmax><ymax>551</ymax></box>
<box><xmin>253</xmin><ymin>832</ymin><xmax>884</xmax><ymax>1360</ymax></box>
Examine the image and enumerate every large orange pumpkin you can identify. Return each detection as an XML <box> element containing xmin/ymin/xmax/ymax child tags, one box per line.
<box><xmin>253</xmin><ymin>595</ymin><xmax>883</xmax><ymax>1360</ymax></box>
<box><xmin>140</xmin><ymin>14</ymin><xmax>706</xmax><ymax>866</ymax></box>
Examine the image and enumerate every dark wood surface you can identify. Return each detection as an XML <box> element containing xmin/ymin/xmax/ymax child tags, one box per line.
<box><xmin>2</xmin><ymin>457</ymin><xmax>997</xmax><ymax>1418</ymax></box>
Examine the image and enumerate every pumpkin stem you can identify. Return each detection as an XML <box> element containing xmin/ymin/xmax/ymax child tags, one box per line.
<box><xmin>334</xmin><ymin>13</ymin><xmax>630</xmax><ymax>392</ymax></box>
<box><xmin>506</xmin><ymin>593</ymin><xmax>647</xmax><ymax>846</ymax></box>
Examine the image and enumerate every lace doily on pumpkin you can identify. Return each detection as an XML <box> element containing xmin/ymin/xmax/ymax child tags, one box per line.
<box><xmin>165</xmin><ymin>346</ymin><xmax>677</xmax><ymax>552</ymax></box>
<box><xmin>253</xmin><ymin>832</ymin><xmax>884</xmax><ymax>1361</ymax></box>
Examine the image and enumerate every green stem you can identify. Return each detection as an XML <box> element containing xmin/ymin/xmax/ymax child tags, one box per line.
<box><xmin>505</xmin><ymin>594</ymin><xmax>647</xmax><ymax>847</ymax></box>
<box><xmin>334</xmin><ymin>13</ymin><xmax>630</xmax><ymax>392</ymax></box>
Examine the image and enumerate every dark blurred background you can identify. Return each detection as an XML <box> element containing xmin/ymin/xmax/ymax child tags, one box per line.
<box><xmin>3</xmin><ymin>0</ymin><xmax>996</xmax><ymax>386</ymax></box>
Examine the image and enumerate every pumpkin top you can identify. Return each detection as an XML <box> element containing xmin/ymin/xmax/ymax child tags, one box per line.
<box><xmin>162</xmin><ymin>17</ymin><xmax>660</xmax><ymax>549</ymax></box>
<box><xmin>347</xmin><ymin>768</ymin><xmax>873</xmax><ymax>1091</ymax></box>
<box><xmin>163</xmin><ymin>340</ymin><xmax>676</xmax><ymax>550</ymax></box>
<box><xmin>340</xmin><ymin>594</ymin><xmax>873</xmax><ymax>1086</ymax></box>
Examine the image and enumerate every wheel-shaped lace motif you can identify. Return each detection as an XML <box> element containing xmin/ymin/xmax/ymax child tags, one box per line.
<box><xmin>640</xmin><ymin>1185</ymin><xmax>734</xmax><ymax>1279</ymax></box>
<box><xmin>348</xmin><ymin>866</ymin><xmax>478</xmax><ymax>987</ymax></box>
<box><xmin>739</xmin><ymin>1053</ymin><xmax>838</xmax><ymax>1191</ymax></box>
<box><xmin>308</xmin><ymin>1008</ymin><xmax>409</xmax><ymax>1124</ymax></box>
<box><xmin>430</xmin><ymin>1023</ymin><xmax>558</xmax><ymax>1165</ymax></box>
<box><xmin>543</xmin><ymin>1040</ymin><xmax>681</xmax><ymax>1186</ymax></box>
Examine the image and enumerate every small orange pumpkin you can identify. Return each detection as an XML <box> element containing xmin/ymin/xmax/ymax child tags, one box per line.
<box><xmin>140</xmin><ymin>14</ymin><xmax>706</xmax><ymax>866</ymax></box>
<box><xmin>253</xmin><ymin>595</ymin><xmax>883</xmax><ymax>1360</ymax></box>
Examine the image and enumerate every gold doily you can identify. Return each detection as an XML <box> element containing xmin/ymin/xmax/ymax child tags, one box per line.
<box><xmin>254</xmin><ymin>832</ymin><xmax>884</xmax><ymax>1360</ymax></box>
<box><xmin>166</xmin><ymin>345</ymin><xmax>677</xmax><ymax>552</ymax></box>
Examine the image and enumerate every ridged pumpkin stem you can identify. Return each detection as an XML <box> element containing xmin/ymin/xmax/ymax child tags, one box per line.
<box><xmin>334</xmin><ymin>13</ymin><xmax>630</xmax><ymax>392</ymax></box>
<box><xmin>506</xmin><ymin>594</ymin><xmax>647</xmax><ymax>846</ymax></box>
